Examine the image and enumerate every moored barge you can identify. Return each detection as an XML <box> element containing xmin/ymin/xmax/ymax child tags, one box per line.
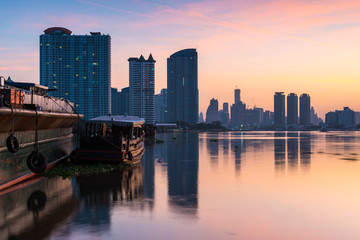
<box><xmin>0</xmin><ymin>79</ymin><xmax>82</xmax><ymax>191</ymax></box>
<box><xmin>72</xmin><ymin>115</ymin><xmax>145</xmax><ymax>163</ymax></box>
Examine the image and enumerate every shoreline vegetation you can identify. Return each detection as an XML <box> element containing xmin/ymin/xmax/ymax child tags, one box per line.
<box><xmin>42</xmin><ymin>161</ymin><xmax>131</xmax><ymax>179</ymax></box>
<box><xmin>157</xmin><ymin>122</ymin><xmax>360</xmax><ymax>132</ymax></box>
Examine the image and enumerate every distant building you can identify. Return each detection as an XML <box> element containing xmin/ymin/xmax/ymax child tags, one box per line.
<box><xmin>40</xmin><ymin>27</ymin><xmax>111</xmax><ymax>119</ymax></box>
<box><xmin>325</xmin><ymin>112</ymin><xmax>338</xmax><ymax>127</ymax></box>
<box><xmin>111</xmin><ymin>88</ymin><xmax>121</xmax><ymax>115</ymax></box>
<box><xmin>231</xmin><ymin>101</ymin><xmax>246</xmax><ymax>128</ymax></box>
<box><xmin>338</xmin><ymin>107</ymin><xmax>355</xmax><ymax>128</ymax></box>
<box><xmin>219</xmin><ymin>102</ymin><xmax>229</xmax><ymax>126</ymax></box>
<box><xmin>355</xmin><ymin>112</ymin><xmax>360</xmax><ymax>126</ymax></box>
<box><xmin>167</xmin><ymin>49</ymin><xmax>198</xmax><ymax>124</ymax></box>
<box><xmin>244</xmin><ymin>107</ymin><xmax>263</xmax><ymax>127</ymax></box>
<box><xmin>155</xmin><ymin>88</ymin><xmax>167</xmax><ymax>123</ymax></box>
<box><xmin>231</xmin><ymin>89</ymin><xmax>246</xmax><ymax>128</ymax></box>
<box><xmin>325</xmin><ymin>107</ymin><xmax>355</xmax><ymax>128</ymax></box>
<box><xmin>119</xmin><ymin>87</ymin><xmax>130</xmax><ymax>115</ymax></box>
<box><xmin>310</xmin><ymin>106</ymin><xmax>322</xmax><ymax>125</ymax></box>
<box><xmin>263</xmin><ymin>110</ymin><xmax>273</xmax><ymax>126</ymax></box>
<box><xmin>206</xmin><ymin>98</ymin><xmax>219</xmax><ymax>123</ymax></box>
<box><xmin>199</xmin><ymin>112</ymin><xmax>205</xmax><ymax>123</ymax></box>
<box><xmin>274</xmin><ymin>92</ymin><xmax>285</xmax><ymax>126</ymax></box>
<box><xmin>128</xmin><ymin>54</ymin><xmax>156</xmax><ymax>124</ymax></box>
<box><xmin>111</xmin><ymin>87</ymin><xmax>129</xmax><ymax>115</ymax></box>
<box><xmin>287</xmin><ymin>93</ymin><xmax>298</xmax><ymax>125</ymax></box>
<box><xmin>234</xmin><ymin>89</ymin><xmax>240</xmax><ymax>104</ymax></box>
<box><xmin>299</xmin><ymin>94</ymin><xmax>311</xmax><ymax>125</ymax></box>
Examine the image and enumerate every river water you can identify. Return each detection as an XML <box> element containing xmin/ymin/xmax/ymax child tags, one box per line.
<box><xmin>1</xmin><ymin>131</ymin><xmax>360</xmax><ymax>240</ymax></box>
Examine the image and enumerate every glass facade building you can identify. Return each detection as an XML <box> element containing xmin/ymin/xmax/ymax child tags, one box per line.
<box><xmin>40</xmin><ymin>27</ymin><xmax>111</xmax><ymax>119</ymax></box>
<box><xmin>167</xmin><ymin>49</ymin><xmax>198</xmax><ymax>124</ymax></box>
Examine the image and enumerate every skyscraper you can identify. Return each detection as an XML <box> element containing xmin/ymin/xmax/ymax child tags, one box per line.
<box><xmin>287</xmin><ymin>93</ymin><xmax>298</xmax><ymax>125</ymax></box>
<box><xmin>167</xmin><ymin>49</ymin><xmax>198</xmax><ymax>123</ymax></box>
<box><xmin>299</xmin><ymin>93</ymin><xmax>311</xmax><ymax>125</ymax></box>
<box><xmin>274</xmin><ymin>92</ymin><xmax>285</xmax><ymax>126</ymax></box>
<box><xmin>40</xmin><ymin>27</ymin><xmax>111</xmax><ymax>119</ymax></box>
<box><xmin>234</xmin><ymin>89</ymin><xmax>240</xmax><ymax>104</ymax></box>
<box><xmin>230</xmin><ymin>88</ymin><xmax>246</xmax><ymax>128</ymax></box>
<box><xmin>128</xmin><ymin>54</ymin><xmax>156</xmax><ymax>124</ymax></box>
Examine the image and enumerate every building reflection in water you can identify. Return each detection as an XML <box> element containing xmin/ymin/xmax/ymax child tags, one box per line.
<box><xmin>206</xmin><ymin>132</ymin><xmax>220</xmax><ymax>164</ymax></box>
<box><xmin>287</xmin><ymin>132</ymin><xmax>299</xmax><ymax>170</ymax></box>
<box><xmin>274</xmin><ymin>132</ymin><xmax>312</xmax><ymax>172</ymax></box>
<box><xmin>300</xmin><ymin>132</ymin><xmax>311</xmax><ymax>168</ymax></box>
<box><xmin>0</xmin><ymin>177</ymin><xmax>77</xmax><ymax>240</ymax></box>
<box><xmin>51</xmin><ymin>165</ymin><xmax>146</xmax><ymax>239</ymax></box>
<box><xmin>231</xmin><ymin>134</ymin><xmax>246</xmax><ymax>173</ymax></box>
<box><xmin>221</xmin><ymin>134</ymin><xmax>230</xmax><ymax>158</ymax></box>
<box><xmin>274</xmin><ymin>132</ymin><xmax>286</xmax><ymax>172</ymax></box>
<box><xmin>325</xmin><ymin>132</ymin><xmax>357</xmax><ymax>155</ymax></box>
<box><xmin>142</xmin><ymin>141</ymin><xmax>155</xmax><ymax>205</ymax></box>
<box><xmin>166</xmin><ymin>133</ymin><xmax>199</xmax><ymax>216</ymax></box>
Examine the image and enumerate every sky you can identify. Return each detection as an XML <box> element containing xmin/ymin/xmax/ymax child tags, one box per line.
<box><xmin>1</xmin><ymin>0</ymin><xmax>360</xmax><ymax>119</ymax></box>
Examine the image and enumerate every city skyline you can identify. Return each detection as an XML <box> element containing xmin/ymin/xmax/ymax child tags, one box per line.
<box><xmin>1</xmin><ymin>0</ymin><xmax>360</xmax><ymax>118</ymax></box>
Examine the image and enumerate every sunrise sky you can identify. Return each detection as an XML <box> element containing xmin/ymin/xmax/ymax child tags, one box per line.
<box><xmin>1</xmin><ymin>0</ymin><xmax>360</xmax><ymax>118</ymax></box>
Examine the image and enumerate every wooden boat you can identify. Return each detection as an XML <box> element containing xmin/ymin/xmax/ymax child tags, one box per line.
<box><xmin>0</xmin><ymin>79</ymin><xmax>82</xmax><ymax>191</ymax></box>
<box><xmin>72</xmin><ymin>115</ymin><xmax>145</xmax><ymax>163</ymax></box>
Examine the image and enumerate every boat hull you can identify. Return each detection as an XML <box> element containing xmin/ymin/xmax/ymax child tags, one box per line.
<box><xmin>0</xmin><ymin>108</ymin><xmax>81</xmax><ymax>190</ymax></box>
<box><xmin>0</xmin><ymin>130</ymin><xmax>73</xmax><ymax>190</ymax></box>
<box><xmin>72</xmin><ymin>141</ymin><xmax>144</xmax><ymax>164</ymax></box>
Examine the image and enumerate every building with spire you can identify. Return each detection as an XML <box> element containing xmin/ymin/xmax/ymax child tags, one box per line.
<box><xmin>128</xmin><ymin>54</ymin><xmax>156</xmax><ymax>124</ymax></box>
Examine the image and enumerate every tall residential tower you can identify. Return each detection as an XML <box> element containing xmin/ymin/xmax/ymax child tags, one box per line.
<box><xmin>167</xmin><ymin>49</ymin><xmax>198</xmax><ymax>124</ymax></box>
<box><xmin>287</xmin><ymin>93</ymin><xmax>298</xmax><ymax>125</ymax></box>
<box><xmin>274</xmin><ymin>92</ymin><xmax>285</xmax><ymax>126</ymax></box>
<box><xmin>128</xmin><ymin>54</ymin><xmax>156</xmax><ymax>124</ymax></box>
<box><xmin>40</xmin><ymin>27</ymin><xmax>111</xmax><ymax>119</ymax></box>
<box><xmin>299</xmin><ymin>93</ymin><xmax>311</xmax><ymax>125</ymax></box>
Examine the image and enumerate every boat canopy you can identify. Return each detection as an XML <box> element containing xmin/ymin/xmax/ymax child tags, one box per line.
<box><xmin>89</xmin><ymin>115</ymin><xmax>145</xmax><ymax>127</ymax></box>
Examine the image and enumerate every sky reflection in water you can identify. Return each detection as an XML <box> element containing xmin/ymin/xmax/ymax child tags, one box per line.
<box><xmin>1</xmin><ymin>131</ymin><xmax>360</xmax><ymax>240</ymax></box>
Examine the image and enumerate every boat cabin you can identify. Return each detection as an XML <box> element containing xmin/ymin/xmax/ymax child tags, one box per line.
<box><xmin>75</xmin><ymin>115</ymin><xmax>145</xmax><ymax>162</ymax></box>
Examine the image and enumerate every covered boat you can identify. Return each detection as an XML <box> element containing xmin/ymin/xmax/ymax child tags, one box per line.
<box><xmin>0</xmin><ymin>78</ymin><xmax>82</xmax><ymax>191</ymax></box>
<box><xmin>72</xmin><ymin>115</ymin><xmax>145</xmax><ymax>163</ymax></box>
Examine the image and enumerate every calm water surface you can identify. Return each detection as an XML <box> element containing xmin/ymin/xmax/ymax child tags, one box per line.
<box><xmin>1</xmin><ymin>131</ymin><xmax>360</xmax><ymax>240</ymax></box>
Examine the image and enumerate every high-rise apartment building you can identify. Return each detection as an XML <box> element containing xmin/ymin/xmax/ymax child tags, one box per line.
<box><xmin>167</xmin><ymin>49</ymin><xmax>198</xmax><ymax>124</ymax></box>
<box><xmin>128</xmin><ymin>54</ymin><xmax>155</xmax><ymax>124</ymax></box>
<box><xmin>287</xmin><ymin>93</ymin><xmax>298</xmax><ymax>125</ymax></box>
<box><xmin>274</xmin><ymin>92</ymin><xmax>285</xmax><ymax>126</ymax></box>
<box><xmin>40</xmin><ymin>27</ymin><xmax>111</xmax><ymax>119</ymax></box>
<box><xmin>299</xmin><ymin>93</ymin><xmax>311</xmax><ymax>125</ymax></box>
